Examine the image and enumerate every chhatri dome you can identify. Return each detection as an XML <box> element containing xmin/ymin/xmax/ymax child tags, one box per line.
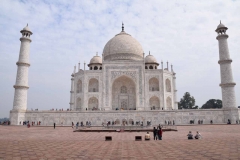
<box><xmin>89</xmin><ymin>53</ymin><xmax>102</xmax><ymax>64</ymax></box>
<box><xmin>145</xmin><ymin>52</ymin><xmax>158</xmax><ymax>64</ymax></box>
<box><xmin>88</xmin><ymin>52</ymin><xmax>102</xmax><ymax>70</ymax></box>
<box><xmin>21</xmin><ymin>24</ymin><xmax>32</xmax><ymax>34</ymax></box>
<box><xmin>217</xmin><ymin>21</ymin><xmax>226</xmax><ymax>29</ymax></box>
<box><xmin>103</xmin><ymin>23</ymin><xmax>144</xmax><ymax>61</ymax></box>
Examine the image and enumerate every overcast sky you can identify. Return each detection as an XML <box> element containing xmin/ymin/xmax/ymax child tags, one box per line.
<box><xmin>0</xmin><ymin>0</ymin><xmax>240</xmax><ymax>118</ymax></box>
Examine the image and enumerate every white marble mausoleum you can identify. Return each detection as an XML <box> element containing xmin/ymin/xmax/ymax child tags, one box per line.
<box><xmin>10</xmin><ymin>23</ymin><xmax>240</xmax><ymax>126</ymax></box>
<box><xmin>70</xmin><ymin>24</ymin><xmax>177</xmax><ymax>112</ymax></box>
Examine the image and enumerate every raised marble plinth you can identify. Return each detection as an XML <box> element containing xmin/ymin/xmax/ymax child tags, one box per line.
<box><xmin>9</xmin><ymin>109</ymin><xmax>240</xmax><ymax>125</ymax></box>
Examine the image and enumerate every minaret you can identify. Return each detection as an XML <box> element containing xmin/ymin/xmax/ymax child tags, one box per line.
<box><xmin>69</xmin><ymin>67</ymin><xmax>75</xmax><ymax>110</ymax></box>
<box><xmin>171</xmin><ymin>64</ymin><xmax>178</xmax><ymax>110</ymax></box>
<box><xmin>215</xmin><ymin>21</ymin><xmax>238</xmax><ymax>122</ymax></box>
<box><xmin>161</xmin><ymin>61</ymin><xmax>165</xmax><ymax>110</ymax></box>
<box><xmin>12</xmin><ymin>24</ymin><xmax>33</xmax><ymax>111</ymax></box>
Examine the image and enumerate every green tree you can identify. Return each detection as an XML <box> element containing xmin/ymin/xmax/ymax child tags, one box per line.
<box><xmin>178</xmin><ymin>92</ymin><xmax>197</xmax><ymax>109</ymax></box>
<box><xmin>201</xmin><ymin>99</ymin><xmax>222</xmax><ymax>109</ymax></box>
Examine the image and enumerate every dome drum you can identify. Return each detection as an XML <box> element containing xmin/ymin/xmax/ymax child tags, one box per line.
<box><xmin>104</xmin><ymin>53</ymin><xmax>143</xmax><ymax>61</ymax></box>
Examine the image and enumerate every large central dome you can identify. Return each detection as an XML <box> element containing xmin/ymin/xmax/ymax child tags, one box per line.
<box><xmin>103</xmin><ymin>28</ymin><xmax>144</xmax><ymax>61</ymax></box>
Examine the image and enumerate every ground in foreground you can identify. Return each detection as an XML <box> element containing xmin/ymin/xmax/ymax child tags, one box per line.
<box><xmin>0</xmin><ymin>125</ymin><xmax>240</xmax><ymax>159</ymax></box>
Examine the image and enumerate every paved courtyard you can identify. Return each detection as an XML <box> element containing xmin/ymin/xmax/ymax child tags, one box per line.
<box><xmin>0</xmin><ymin>125</ymin><xmax>240</xmax><ymax>160</ymax></box>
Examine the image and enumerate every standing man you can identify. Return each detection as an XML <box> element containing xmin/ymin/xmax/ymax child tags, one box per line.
<box><xmin>54</xmin><ymin>123</ymin><xmax>56</xmax><ymax>129</ymax></box>
<box><xmin>158</xmin><ymin>128</ymin><xmax>163</xmax><ymax>140</ymax></box>
<box><xmin>153</xmin><ymin>127</ymin><xmax>158</xmax><ymax>140</ymax></box>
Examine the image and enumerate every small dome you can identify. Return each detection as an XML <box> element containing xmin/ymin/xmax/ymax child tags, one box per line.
<box><xmin>23</xmin><ymin>26</ymin><xmax>31</xmax><ymax>31</ymax></box>
<box><xmin>89</xmin><ymin>55</ymin><xmax>102</xmax><ymax>64</ymax></box>
<box><xmin>21</xmin><ymin>24</ymin><xmax>32</xmax><ymax>34</ymax></box>
<box><xmin>217</xmin><ymin>23</ymin><xmax>226</xmax><ymax>29</ymax></box>
<box><xmin>145</xmin><ymin>54</ymin><xmax>158</xmax><ymax>64</ymax></box>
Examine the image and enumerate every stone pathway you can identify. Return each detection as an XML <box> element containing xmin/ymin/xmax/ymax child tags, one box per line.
<box><xmin>0</xmin><ymin>125</ymin><xmax>240</xmax><ymax>159</ymax></box>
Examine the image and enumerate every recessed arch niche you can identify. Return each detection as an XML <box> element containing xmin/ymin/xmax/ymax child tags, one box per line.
<box><xmin>111</xmin><ymin>75</ymin><xmax>136</xmax><ymax>110</ymax></box>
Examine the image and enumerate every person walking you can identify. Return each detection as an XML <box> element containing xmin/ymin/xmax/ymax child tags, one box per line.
<box><xmin>72</xmin><ymin>122</ymin><xmax>74</xmax><ymax>129</ymax></box>
<box><xmin>54</xmin><ymin>123</ymin><xmax>56</xmax><ymax>129</ymax></box>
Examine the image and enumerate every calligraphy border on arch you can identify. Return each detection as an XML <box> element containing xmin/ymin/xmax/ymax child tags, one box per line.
<box><xmin>111</xmin><ymin>71</ymin><xmax>137</xmax><ymax>82</ymax></box>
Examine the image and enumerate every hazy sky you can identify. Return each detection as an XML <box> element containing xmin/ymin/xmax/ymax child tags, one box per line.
<box><xmin>0</xmin><ymin>0</ymin><xmax>240</xmax><ymax>118</ymax></box>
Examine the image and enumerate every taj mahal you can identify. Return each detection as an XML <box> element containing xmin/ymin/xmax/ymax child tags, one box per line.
<box><xmin>70</xmin><ymin>24</ymin><xmax>177</xmax><ymax>112</ymax></box>
<box><xmin>10</xmin><ymin>22</ymin><xmax>240</xmax><ymax>126</ymax></box>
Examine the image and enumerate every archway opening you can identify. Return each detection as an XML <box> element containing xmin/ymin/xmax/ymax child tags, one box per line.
<box><xmin>149</xmin><ymin>96</ymin><xmax>160</xmax><ymax>110</ymax></box>
<box><xmin>76</xmin><ymin>98</ymin><xmax>81</xmax><ymax>111</ymax></box>
<box><xmin>166</xmin><ymin>79</ymin><xmax>171</xmax><ymax>92</ymax></box>
<box><xmin>112</xmin><ymin>76</ymin><xmax>136</xmax><ymax>110</ymax></box>
<box><xmin>77</xmin><ymin>80</ymin><xmax>82</xmax><ymax>93</ymax></box>
<box><xmin>88</xmin><ymin>78</ymin><xmax>99</xmax><ymax>92</ymax></box>
<box><xmin>166</xmin><ymin>97</ymin><xmax>172</xmax><ymax>110</ymax></box>
<box><xmin>149</xmin><ymin>77</ymin><xmax>159</xmax><ymax>91</ymax></box>
<box><xmin>88</xmin><ymin>97</ymin><xmax>98</xmax><ymax>110</ymax></box>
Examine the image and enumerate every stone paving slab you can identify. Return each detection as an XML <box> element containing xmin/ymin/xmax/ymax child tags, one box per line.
<box><xmin>0</xmin><ymin>125</ymin><xmax>240</xmax><ymax>159</ymax></box>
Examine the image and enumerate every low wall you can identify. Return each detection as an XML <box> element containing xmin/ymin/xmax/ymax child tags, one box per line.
<box><xmin>10</xmin><ymin>109</ymin><xmax>239</xmax><ymax>126</ymax></box>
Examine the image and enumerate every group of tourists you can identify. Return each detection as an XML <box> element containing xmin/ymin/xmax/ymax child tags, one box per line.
<box><xmin>145</xmin><ymin>125</ymin><xmax>163</xmax><ymax>141</ymax></box>
<box><xmin>187</xmin><ymin>131</ymin><xmax>202</xmax><ymax>139</ymax></box>
<box><xmin>19</xmin><ymin>121</ymin><xmax>41</xmax><ymax>126</ymax></box>
<box><xmin>0</xmin><ymin>121</ymin><xmax>10</xmax><ymax>125</ymax></box>
<box><xmin>70</xmin><ymin>121</ymin><xmax>91</xmax><ymax>129</ymax></box>
<box><xmin>165</xmin><ymin>120</ymin><xmax>175</xmax><ymax>125</ymax></box>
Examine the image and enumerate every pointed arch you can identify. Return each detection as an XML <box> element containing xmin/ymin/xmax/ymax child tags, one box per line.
<box><xmin>77</xmin><ymin>80</ymin><xmax>82</xmax><ymax>93</ymax></box>
<box><xmin>112</xmin><ymin>75</ymin><xmax>136</xmax><ymax>110</ymax></box>
<box><xmin>76</xmin><ymin>98</ymin><xmax>81</xmax><ymax>111</ymax></box>
<box><xmin>149</xmin><ymin>96</ymin><xmax>160</xmax><ymax>110</ymax></box>
<box><xmin>88</xmin><ymin>78</ymin><xmax>99</xmax><ymax>92</ymax></box>
<box><xmin>165</xmin><ymin>79</ymin><xmax>171</xmax><ymax>92</ymax></box>
<box><xmin>166</xmin><ymin>97</ymin><xmax>172</xmax><ymax>110</ymax></box>
<box><xmin>149</xmin><ymin>77</ymin><xmax>159</xmax><ymax>91</ymax></box>
<box><xmin>88</xmin><ymin>97</ymin><xmax>98</xmax><ymax>110</ymax></box>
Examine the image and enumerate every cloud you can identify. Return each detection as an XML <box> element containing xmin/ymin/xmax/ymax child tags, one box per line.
<box><xmin>0</xmin><ymin>0</ymin><xmax>240</xmax><ymax>117</ymax></box>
